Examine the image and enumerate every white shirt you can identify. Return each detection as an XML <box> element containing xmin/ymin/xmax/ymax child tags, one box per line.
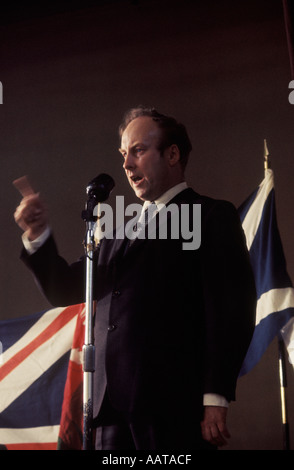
<box><xmin>22</xmin><ymin>182</ymin><xmax>228</xmax><ymax>408</ymax></box>
<box><xmin>143</xmin><ymin>181</ymin><xmax>188</xmax><ymax>211</ymax></box>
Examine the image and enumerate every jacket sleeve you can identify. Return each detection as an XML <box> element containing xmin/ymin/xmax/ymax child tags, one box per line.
<box><xmin>201</xmin><ymin>200</ymin><xmax>256</xmax><ymax>401</ymax></box>
<box><xmin>21</xmin><ymin>234</ymin><xmax>90</xmax><ymax>307</ymax></box>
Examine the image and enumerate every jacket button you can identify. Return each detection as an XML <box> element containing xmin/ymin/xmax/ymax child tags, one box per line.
<box><xmin>112</xmin><ymin>290</ymin><xmax>121</xmax><ymax>298</ymax></box>
<box><xmin>108</xmin><ymin>324</ymin><xmax>117</xmax><ymax>332</ymax></box>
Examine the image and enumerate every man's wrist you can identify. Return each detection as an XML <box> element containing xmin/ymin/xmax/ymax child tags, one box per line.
<box><xmin>203</xmin><ymin>393</ymin><xmax>229</xmax><ymax>408</ymax></box>
<box><xmin>22</xmin><ymin>226</ymin><xmax>51</xmax><ymax>255</ymax></box>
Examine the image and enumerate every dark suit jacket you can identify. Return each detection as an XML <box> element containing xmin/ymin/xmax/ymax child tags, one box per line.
<box><xmin>21</xmin><ymin>188</ymin><xmax>256</xmax><ymax>425</ymax></box>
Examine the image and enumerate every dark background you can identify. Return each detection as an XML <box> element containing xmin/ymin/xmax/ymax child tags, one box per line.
<box><xmin>1</xmin><ymin>0</ymin><xmax>294</xmax><ymax>450</ymax></box>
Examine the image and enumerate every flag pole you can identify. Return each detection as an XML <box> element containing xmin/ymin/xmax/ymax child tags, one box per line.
<box><xmin>263</xmin><ymin>139</ymin><xmax>270</xmax><ymax>173</ymax></box>
<box><xmin>278</xmin><ymin>335</ymin><xmax>290</xmax><ymax>450</ymax></box>
<box><xmin>264</xmin><ymin>140</ymin><xmax>290</xmax><ymax>450</ymax></box>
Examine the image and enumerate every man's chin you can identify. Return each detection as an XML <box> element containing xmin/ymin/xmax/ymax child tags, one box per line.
<box><xmin>135</xmin><ymin>192</ymin><xmax>147</xmax><ymax>201</ymax></box>
<box><xmin>132</xmin><ymin>187</ymin><xmax>149</xmax><ymax>201</ymax></box>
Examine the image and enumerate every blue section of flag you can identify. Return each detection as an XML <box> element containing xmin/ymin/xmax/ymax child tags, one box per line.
<box><xmin>238</xmin><ymin>169</ymin><xmax>294</xmax><ymax>375</ymax></box>
<box><xmin>241</xmin><ymin>309</ymin><xmax>292</xmax><ymax>371</ymax></box>
<box><xmin>249</xmin><ymin>189</ymin><xmax>293</xmax><ymax>299</ymax></box>
<box><xmin>0</xmin><ymin>352</ymin><xmax>70</xmax><ymax>429</ymax></box>
<box><xmin>0</xmin><ymin>311</ymin><xmax>44</xmax><ymax>352</ymax></box>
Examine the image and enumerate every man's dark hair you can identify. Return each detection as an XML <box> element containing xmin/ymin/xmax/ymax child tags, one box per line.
<box><xmin>119</xmin><ymin>106</ymin><xmax>192</xmax><ymax>169</ymax></box>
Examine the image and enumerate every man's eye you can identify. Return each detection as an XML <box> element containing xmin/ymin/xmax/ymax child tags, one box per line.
<box><xmin>136</xmin><ymin>148</ymin><xmax>144</xmax><ymax>154</ymax></box>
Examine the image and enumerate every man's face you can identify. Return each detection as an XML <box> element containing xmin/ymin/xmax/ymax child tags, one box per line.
<box><xmin>119</xmin><ymin>116</ymin><xmax>171</xmax><ymax>201</ymax></box>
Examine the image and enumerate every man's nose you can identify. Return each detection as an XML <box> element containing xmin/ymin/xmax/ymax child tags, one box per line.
<box><xmin>123</xmin><ymin>152</ymin><xmax>136</xmax><ymax>170</ymax></box>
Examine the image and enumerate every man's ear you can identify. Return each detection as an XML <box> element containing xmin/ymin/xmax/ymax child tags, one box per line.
<box><xmin>167</xmin><ymin>144</ymin><xmax>181</xmax><ymax>167</ymax></box>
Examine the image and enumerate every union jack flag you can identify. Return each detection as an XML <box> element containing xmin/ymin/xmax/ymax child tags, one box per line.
<box><xmin>0</xmin><ymin>303</ymin><xmax>85</xmax><ymax>450</ymax></box>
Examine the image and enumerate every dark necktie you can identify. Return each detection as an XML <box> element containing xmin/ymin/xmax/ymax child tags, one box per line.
<box><xmin>126</xmin><ymin>202</ymin><xmax>157</xmax><ymax>250</ymax></box>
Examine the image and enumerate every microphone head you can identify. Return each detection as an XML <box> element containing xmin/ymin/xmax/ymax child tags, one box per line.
<box><xmin>86</xmin><ymin>173</ymin><xmax>115</xmax><ymax>202</ymax></box>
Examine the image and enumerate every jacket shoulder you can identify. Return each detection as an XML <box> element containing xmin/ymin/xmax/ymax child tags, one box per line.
<box><xmin>177</xmin><ymin>188</ymin><xmax>238</xmax><ymax>219</ymax></box>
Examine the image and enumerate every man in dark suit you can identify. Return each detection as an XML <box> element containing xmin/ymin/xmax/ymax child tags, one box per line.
<box><xmin>14</xmin><ymin>107</ymin><xmax>256</xmax><ymax>450</ymax></box>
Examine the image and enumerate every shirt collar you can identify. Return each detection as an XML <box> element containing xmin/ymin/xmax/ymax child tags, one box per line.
<box><xmin>141</xmin><ymin>182</ymin><xmax>188</xmax><ymax>212</ymax></box>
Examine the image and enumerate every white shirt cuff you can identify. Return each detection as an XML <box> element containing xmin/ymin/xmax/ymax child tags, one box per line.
<box><xmin>22</xmin><ymin>226</ymin><xmax>51</xmax><ymax>255</ymax></box>
<box><xmin>203</xmin><ymin>393</ymin><xmax>229</xmax><ymax>407</ymax></box>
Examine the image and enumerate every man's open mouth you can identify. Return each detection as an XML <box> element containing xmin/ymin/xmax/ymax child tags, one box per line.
<box><xmin>131</xmin><ymin>175</ymin><xmax>144</xmax><ymax>185</ymax></box>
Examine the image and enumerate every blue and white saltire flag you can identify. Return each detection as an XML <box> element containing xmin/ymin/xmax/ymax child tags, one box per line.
<box><xmin>0</xmin><ymin>304</ymin><xmax>84</xmax><ymax>449</ymax></box>
<box><xmin>238</xmin><ymin>168</ymin><xmax>294</xmax><ymax>375</ymax></box>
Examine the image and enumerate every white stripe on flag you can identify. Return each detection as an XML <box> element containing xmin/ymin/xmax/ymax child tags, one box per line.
<box><xmin>281</xmin><ymin>317</ymin><xmax>294</xmax><ymax>365</ymax></box>
<box><xmin>0</xmin><ymin>315</ymin><xmax>76</xmax><ymax>413</ymax></box>
<box><xmin>0</xmin><ymin>425</ymin><xmax>59</xmax><ymax>444</ymax></box>
<box><xmin>256</xmin><ymin>287</ymin><xmax>294</xmax><ymax>326</ymax></box>
<box><xmin>69</xmin><ymin>347</ymin><xmax>83</xmax><ymax>365</ymax></box>
<box><xmin>242</xmin><ymin>168</ymin><xmax>273</xmax><ymax>251</ymax></box>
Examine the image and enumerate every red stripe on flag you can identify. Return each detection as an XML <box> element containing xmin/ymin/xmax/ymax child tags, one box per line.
<box><xmin>0</xmin><ymin>304</ymin><xmax>80</xmax><ymax>381</ymax></box>
<box><xmin>6</xmin><ymin>442</ymin><xmax>57</xmax><ymax>450</ymax></box>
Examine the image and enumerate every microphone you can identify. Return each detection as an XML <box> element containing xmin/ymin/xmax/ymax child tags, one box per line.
<box><xmin>82</xmin><ymin>173</ymin><xmax>115</xmax><ymax>222</ymax></box>
<box><xmin>86</xmin><ymin>173</ymin><xmax>115</xmax><ymax>202</ymax></box>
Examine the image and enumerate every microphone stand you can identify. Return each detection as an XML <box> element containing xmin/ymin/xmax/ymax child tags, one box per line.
<box><xmin>81</xmin><ymin>195</ymin><xmax>99</xmax><ymax>450</ymax></box>
<box><xmin>81</xmin><ymin>173</ymin><xmax>115</xmax><ymax>450</ymax></box>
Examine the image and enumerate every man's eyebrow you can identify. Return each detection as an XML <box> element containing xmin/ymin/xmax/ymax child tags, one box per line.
<box><xmin>118</xmin><ymin>143</ymin><xmax>147</xmax><ymax>154</ymax></box>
